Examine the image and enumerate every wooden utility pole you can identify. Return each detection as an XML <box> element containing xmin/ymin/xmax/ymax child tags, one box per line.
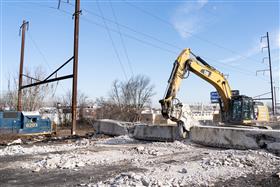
<box><xmin>71</xmin><ymin>0</ymin><xmax>81</xmax><ymax>135</ymax></box>
<box><xmin>17</xmin><ymin>20</ymin><xmax>28</xmax><ymax>111</ymax></box>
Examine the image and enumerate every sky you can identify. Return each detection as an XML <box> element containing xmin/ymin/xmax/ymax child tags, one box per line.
<box><xmin>0</xmin><ymin>0</ymin><xmax>279</xmax><ymax>107</ymax></box>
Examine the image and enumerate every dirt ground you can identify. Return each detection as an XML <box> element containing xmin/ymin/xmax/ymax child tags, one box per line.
<box><xmin>0</xmin><ymin>133</ymin><xmax>279</xmax><ymax>187</ymax></box>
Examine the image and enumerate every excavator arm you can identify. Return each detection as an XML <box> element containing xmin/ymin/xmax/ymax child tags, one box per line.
<box><xmin>159</xmin><ymin>48</ymin><xmax>232</xmax><ymax>128</ymax></box>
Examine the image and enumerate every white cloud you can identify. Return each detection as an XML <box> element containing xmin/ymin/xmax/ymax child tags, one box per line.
<box><xmin>172</xmin><ymin>0</ymin><xmax>208</xmax><ymax>39</ymax></box>
<box><xmin>220</xmin><ymin>31</ymin><xmax>280</xmax><ymax>65</ymax></box>
<box><xmin>219</xmin><ymin>45</ymin><xmax>260</xmax><ymax>64</ymax></box>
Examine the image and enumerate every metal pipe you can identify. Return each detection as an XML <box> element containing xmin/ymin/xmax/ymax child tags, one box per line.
<box><xmin>21</xmin><ymin>74</ymin><xmax>73</xmax><ymax>89</ymax></box>
<box><xmin>44</xmin><ymin>56</ymin><xmax>74</xmax><ymax>81</ymax></box>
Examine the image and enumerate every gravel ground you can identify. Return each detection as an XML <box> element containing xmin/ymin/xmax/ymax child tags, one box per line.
<box><xmin>0</xmin><ymin>135</ymin><xmax>279</xmax><ymax>187</ymax></box>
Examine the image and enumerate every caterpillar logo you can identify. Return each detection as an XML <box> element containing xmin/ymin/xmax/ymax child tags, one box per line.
<box><xmin>26</xmin><ymin>122</ymin><xmax>38</xmax><ymax>128</ymax></box>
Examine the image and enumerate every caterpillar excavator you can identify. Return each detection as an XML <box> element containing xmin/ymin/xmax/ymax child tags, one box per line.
<box><xmin>159</xmin><ymin>48</ymin><xmax>270</xmax><ymax>133</ymax></box>
<box><xmin>101</xmin><ymin>48</ymin><xmax>272</xmax><ymax>142</ymax></box>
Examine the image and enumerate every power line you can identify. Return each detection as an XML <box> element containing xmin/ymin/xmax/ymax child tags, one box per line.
<box><xmin>81</xmin><ymin>17</ymin><xmax>178</xmax><ymax>53</ymax></box>
<box><xmin>123</xmin><ymin>0</ymin><xmax>261</xmax><ymax>64</ymax></box>
<box><xmin>200</xmin><ymin>55</ymin><xmax>271</xmax><ymax>83</ymax></box>
<box><xmin>27</xmin><ymin>32</ymin><xmax>52</xmax><ymax>70</ymax></box>
<box><xmin>77</xmin><ymin>15</ymin><xmax>272</xmax><ymax>83</ymax></box>
<box><xmin>78</xmin><ymin>5</ymin><xmax>266</xmax><ymax>76</ymax></box>
<box><xmin>25</xmin><ymin>2</ymin><xmax>263</xmax><ymax>77</ymax></box>
<box><xmin>96</xmin><ymin>0</ymin><xmax>128</xmax><ymax>80</ymax></box>
<box><xmin>27</xmin><ymin>32</ymin><xmax>67</xmax><ymax>95</ymax></box>
<box><xmin>109</xmin><ymin>0</ymin><xmax>134</xmax><ymax>76</ymax></box>
<box><xmin>21</xmin><ymin>2</ymin><xmax>271</xmax><ymax>83</ymax></box>
<box><xmin>51</xmin><ymin>3</ymin><xmax>179</xmax><ymax>54</ymax></box>
<box><xmin>80</xmin><ymin>5</ymin><xmax>181</xmax><ymax>50</ymax></box>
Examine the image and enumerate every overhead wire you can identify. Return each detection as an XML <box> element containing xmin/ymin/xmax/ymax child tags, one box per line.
<box><xmin>48</xmin><ymin>1</ymin><xmax>265</xmax><ymax>78</ymax></box>
<box><xmin>200</xmin><ymin>55</ymin><xmax>271</xmax><ymax>82</ymax></box>
<box><xmin>76</xmin><ymin>4</ymin><xmax>267</xmax><ymax>78</ymax></box>
<box><xmin>24</xmin><ymin>2</ymin><xmax>271</xmax><ymax>83</ymax></box>
<box><xmin>96</xmin><ymin>0</ymin><xmax>128</xmax><ymax>81</ymax></box>
<box><xmin>123</xmin><ymin>0</ymin><xmax>262</xmax><ymax>64</ymax></box>
<box><xmin>72</xmin><ymin>3</ymin><xmax>181</xmax><ymax>51</ymax></box>
<box><xmin>53</xmin><ymin>3</ymin><xmax>178</xmax><ymax>53</ymax></box>
<box><xmin>81</xmin><ymin>17</ymin><xmax>178</xmax><ymax>54</ymax></box>
<box><xmin>27</xmin><ymin>31</ymin><xmax>67</xmax><ymax>97</ymax></box>
<box><xmin>81</xmin><ymin>16</ymin><xmax>271</xmax><ymax>83</ymax></box>
<box><xmin>56</xmin><ymin>4</ymin><xmax>271</xmax><ymax>83</ymax></box>
<box><xmin>109</xmin><ymin>0</ymin><xmax>134</xmax><ymax>76</ymax></box>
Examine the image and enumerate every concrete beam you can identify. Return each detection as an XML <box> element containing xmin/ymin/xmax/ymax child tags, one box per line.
<box><xmin>133</xmin><ymin>124</ymin><xmax>183</xmax><ymax>141</ymax></box>
<box><xmin>92</xmin><ymin>119</ymin><xmax>133</xmax><ymax>136</ymax></box>
<box><xmin>190</xmin><ymin>126</ymin><xmax>280</xmax><ymax>154</ymax></box>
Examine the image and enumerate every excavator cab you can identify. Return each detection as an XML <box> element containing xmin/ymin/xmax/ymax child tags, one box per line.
<box><xmin>228</xmin><ymin>95</ymin><xmax>255</xmax><ymax>124</ymax></box>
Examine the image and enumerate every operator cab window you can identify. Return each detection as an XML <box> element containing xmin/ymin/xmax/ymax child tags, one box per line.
<box><xmin>231</xmin><ymin>100</ymin><xmax>242</xmax><ymax>121</ymax></box>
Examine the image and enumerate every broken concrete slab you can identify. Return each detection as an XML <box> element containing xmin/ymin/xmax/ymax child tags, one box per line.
<box><xmin>133</xmin><ymin>124</ymin><xmax>183</xmax><ymax>141</ymax></box>
<box><xmin>92</xmin><ymin>120</ymin><xmax>184</xmax><ymax>141</ymax></box>
<box><xmin>93</xmin><ymin>119</ymin><xmax>134</xmax><ymax>136</ymax></box>
<box><xmin>190</xmin><ymin>126</ymin><xmax>280</xmax><ymax>154</ymax></box>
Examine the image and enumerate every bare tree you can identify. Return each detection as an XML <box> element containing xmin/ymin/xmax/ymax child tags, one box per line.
<box><xmin>3</xmin><ymin>66</ymin><xmax>54</xmax><ymax>111</ymax></box>
<box><xmin>96</xmin><ymin>75</ymin><xmax>155</xmax><ymax>122</ymax></box>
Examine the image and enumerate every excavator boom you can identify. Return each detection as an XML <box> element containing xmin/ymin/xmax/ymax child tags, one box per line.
<box><xmin>159</xmin><ymin>48</ymin><xmax>232</xmax><ymax>124</ymax></box>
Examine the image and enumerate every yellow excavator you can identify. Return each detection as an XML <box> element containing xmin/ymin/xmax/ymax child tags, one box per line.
<box><xmin>159</xmin><ymin>48</ymin><xmax>270</xmax><ymax>132</ymax></box>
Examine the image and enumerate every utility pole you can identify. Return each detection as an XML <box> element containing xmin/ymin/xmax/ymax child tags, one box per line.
<box><xmin>71</xmin><ymin>0</ymin><xmax>81</xmax><ymax>135</ymax></box>
<box><xmin>260</xmin><ymin>32</ymin><xmax>275</xmax><ymax>115</ymax></box>
<box><xmin>267</xmin><ymin>32</ymin><xmax>274</xmax><ymax>115</ymax></box>
<box><xmin>17</xmin><ymin>20</ymin><xmax>28</xmax><ymax>111</ymax></box>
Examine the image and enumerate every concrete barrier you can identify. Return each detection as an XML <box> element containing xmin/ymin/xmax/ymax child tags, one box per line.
<box><xmin>190</xmin><ymin>126</ymin><xmax>280</xmax><ymax>154</ymax></box>
<box><xmin>93</xmin><ymin>120</ymin><xmax>280</xmax><ymax>154</ymax></box>
<box><xmin>92</xmin><ymin>119</ymin><xmax>134</xmax><ymax>136</ymax></box>
<box><xmin>133</xmin><ymin>124</ymin><xmax>183</xmax><ymax>141</ymax></box>
<box><xmin>92</xmin><ymin>120</ymin><xmax>183</xmax><ymax>141</ymax></box>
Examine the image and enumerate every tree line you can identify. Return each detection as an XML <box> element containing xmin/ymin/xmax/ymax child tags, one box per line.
<box><xmin>0</xmin><ymin>67</ymin><xmax>155</xmax><ymax>124</ymax></box>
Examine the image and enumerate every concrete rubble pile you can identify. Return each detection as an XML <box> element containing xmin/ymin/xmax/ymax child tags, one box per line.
<box><xmin>9</xmin><ymin>137</ymin><xmax>137</xmax><ymax>172</ymax></box>
<box><xmin>79</xmin><ymin>136</ymin><xmax>280</xmax><ymax>187</ymax></box>
<box><xmin>0</xmin><ymin>139</ymin><xmax>90</xmax><ymax>156</ymax></box>
<box><xmin>1</xmin><ymin>134</ymin><xmax>279</xmax><ymax>186</ymax></box>
<box><xmin>95</xmin><ymin>135</ymin><xmax>138</xmax><ymax>145</ymax></box>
